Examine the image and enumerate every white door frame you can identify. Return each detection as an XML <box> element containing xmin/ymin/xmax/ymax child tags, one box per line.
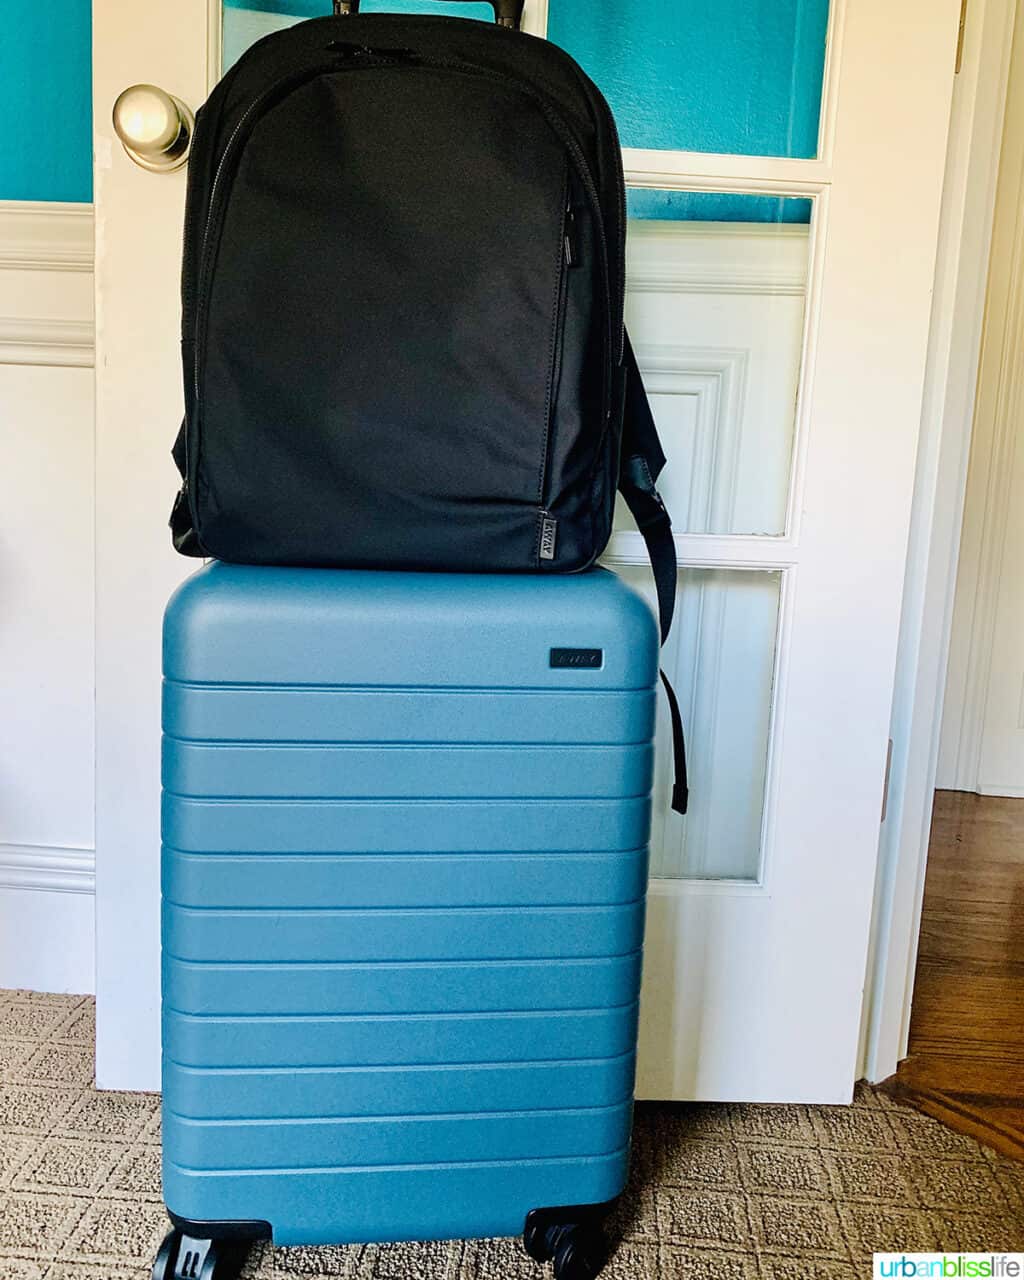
<box><xmin>938</xmin><ymin>0</ymin><xmax>1024</xmax><ymax>800</ymax></box>
<box><xmin>858</xmin><ymin>0</ymin><xmax>1018</xmax><ymax>1082</ymax></box>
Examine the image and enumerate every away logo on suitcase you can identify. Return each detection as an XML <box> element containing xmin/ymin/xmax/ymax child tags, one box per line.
<box><xmin>549</xmin><ymin>648</ymin><xmax>604</xmax><ymax>670</ymax></box>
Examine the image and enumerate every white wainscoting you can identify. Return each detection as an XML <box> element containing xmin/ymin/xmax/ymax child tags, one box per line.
<box><xmin>0</xmin><ymin>200</ymin><xmax>96</xmax><ymax>994</ymax></box>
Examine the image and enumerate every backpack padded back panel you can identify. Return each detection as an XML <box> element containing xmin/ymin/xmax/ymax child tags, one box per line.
<box><xmin>176</xmin><ymin>16</ymin><xmax>625</xmax><ymax>573</ymax></box>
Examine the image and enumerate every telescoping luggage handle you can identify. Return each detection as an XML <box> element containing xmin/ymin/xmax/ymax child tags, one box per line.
<box><xmin>333</xmin><ymin>0</ymin><xmax>526</xmax><ymax>29</ymax></box>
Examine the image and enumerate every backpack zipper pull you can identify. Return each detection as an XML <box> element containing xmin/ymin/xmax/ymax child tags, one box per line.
<box><xmin>563</xmin><ymin>199</ymin><xmax>579</xmax><ymax>268</ymax></box>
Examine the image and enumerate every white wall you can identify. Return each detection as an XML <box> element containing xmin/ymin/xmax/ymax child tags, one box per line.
<box><xmin>939</xmin><ymin>6</ymin><xmax>1024</xmax><ymax>797</ymax></box>
<box><xmin>0</xmin><ymin>201</ymin><xmax>96</xmax><ymax>993</ymax></box>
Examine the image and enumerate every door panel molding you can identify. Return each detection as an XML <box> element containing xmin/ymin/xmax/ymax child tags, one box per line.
<box><xmin>631</xmin><ymin>343</ymin><xmax>749</xmax><ymax>534</ymax></box>
<box><xmin>627</xmin><ymin>222</ymin><xmax>809</xmax><ymax>296</ymax></box>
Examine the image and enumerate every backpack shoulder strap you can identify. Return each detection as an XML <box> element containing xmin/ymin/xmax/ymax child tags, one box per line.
<box><xmin>618</xmin><ymin>333</ymin><xmax>675</xmax><ymax>643</ymax></box>
<box><xmin>618</xmin><ymin>331</ymin><xmax>688</xmax><ymax>815</ymax></box>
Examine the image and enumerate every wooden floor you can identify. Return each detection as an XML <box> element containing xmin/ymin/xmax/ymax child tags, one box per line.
<box><xmin>884</xmin><ymin>789</ymin><xmax>1024</xmax><ymax>1159</ymax></box>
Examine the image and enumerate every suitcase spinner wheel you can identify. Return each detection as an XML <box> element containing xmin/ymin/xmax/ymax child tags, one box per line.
<box><xmin>523</xmin><ymin>1206</ymin><xmax>610</xmax><ymax>1280</ymax></box>
<box><xmin>152</xmin><ymin>1208</ymin><xmax>610</xmax><ymax>1280</ymax></box>
<box><xmin>152</xmin><ymin>1227</ymin><xmax>251</xmax><ymax>1280</ymax></box>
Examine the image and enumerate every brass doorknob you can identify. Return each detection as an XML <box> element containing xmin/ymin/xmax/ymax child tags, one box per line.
<box><xmin>112</xmin><ymin>84</ymin><xmax>194</xmax><ymax>172</ymax></box>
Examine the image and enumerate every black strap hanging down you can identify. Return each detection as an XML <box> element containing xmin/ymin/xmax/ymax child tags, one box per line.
<box><xmin>660</xmin><ymin>670</ymin><xmax>690</xmax><ymax>816</ymax></box>
<box><xmin>618</xmin><ymin>332</ymin><xmax>688</xmax><ymax>815</ymax></box>
<box><xmin>618</xmin><ymin>334</ymin><xmax>675</xmax><ymax>644</ymax></box>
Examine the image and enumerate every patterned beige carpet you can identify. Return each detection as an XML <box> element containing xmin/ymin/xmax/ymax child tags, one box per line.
<box><xmin>0</xmin><ymin>989</ymin><xmax>1021</xmax><ymax>1279</ymax></box>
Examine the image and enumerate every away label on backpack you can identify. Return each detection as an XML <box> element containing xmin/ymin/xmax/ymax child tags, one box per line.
<box><xmin>539</xmin><ymin>516</ymin><xmax>558</xmax><ymax>560</ymax></box>
<box><xmin>550</xmin><ymin>648</ymin><xmax>603</xmax><ymax>669</ymax></box>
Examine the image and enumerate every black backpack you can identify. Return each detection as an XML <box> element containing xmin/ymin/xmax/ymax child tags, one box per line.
<box><xmin>171</xmin><ymin>0</ymin><xmax>686</xmax><ymax>811</ymax></box>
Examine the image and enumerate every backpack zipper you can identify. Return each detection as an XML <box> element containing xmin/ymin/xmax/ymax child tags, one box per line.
<box><xmin>563</xmin><ymin>191</ymin><xmax>580</xmax><ymax>268</ymax></box>
<box><xmin>557</xmin><ymin>53</ymin><xmax>626</xmax><ymax>365</ymax></box>
<box><xmin>412</xmin><ymin>54</ymin><xmax>617</xmax><ymax>394</ymax></box>
<box><xmin>538</xmin><ymin>178</ymin><xmax>576</xmax><ymax>523</ymax></box>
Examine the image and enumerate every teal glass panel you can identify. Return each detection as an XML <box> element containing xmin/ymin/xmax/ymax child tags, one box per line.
<box><xmin>0</xmin><ymin>0</ymin><xmax>92</xmax><ymax>202</ymax></box>
<box><xmin>628</xmin><ymin>190</ymin><xmax>812</xmax><ymax>225</ymax></box>
<box><xmin>357</xmin><ymin>1</ymin><xmax>491</xmax><ymax>13</ymax></box>
<box><xmin>224</xmin><ymin>0</ymin><xmax>491</xmax><ymax>14</ymax></box>
<box><xmin>223</xmin><ymin>0</ymin><xmax>494</xmax><ymax>70</ymax></box>
<box><xmin>547</xmin><ymin>0</ymin><xmax>830</xmax><ymax>158</ymax></box>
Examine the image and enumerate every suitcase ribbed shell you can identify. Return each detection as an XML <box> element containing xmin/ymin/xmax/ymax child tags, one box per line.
<box><xmin>161</xmin><ymin>564</ymin><xmax>657</xmax><ymax>1245</ymax></box>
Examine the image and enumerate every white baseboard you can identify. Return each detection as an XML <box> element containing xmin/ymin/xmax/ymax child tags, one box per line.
<box><xmin>0</xmin><ymin>846</ymin><xmax>95</xmax><ymax>993</ymax></box>
<box><xmin>0</xmin><ymin>886</ymin><xmax>94</xmax><ymax>996</ymax></box>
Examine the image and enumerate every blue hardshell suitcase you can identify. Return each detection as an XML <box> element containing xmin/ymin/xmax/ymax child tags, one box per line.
<box><xmin>159</xmin><ymin>563</ymin><xmax>658</xmax><ymax>1277</ymax></box>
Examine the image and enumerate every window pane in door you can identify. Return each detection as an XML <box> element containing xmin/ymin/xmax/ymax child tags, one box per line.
<box><xmin>547</xmin><ymin>0</ymin><xmax>830</xmax><ymax>157</ymax></box>
<box><xmin>222</xmin><ymin>1</ymin><xmax>494</xmax><ymax>71</ymax></box>
<box><xmin>618</xmin><ymin>191</ymin><xmax>811</xmax><ymax>537</ymax></box>
<box><xmin>614</xmin><ymin>566</ymin><xmax>782</xmax><ymax>881</ymax></box>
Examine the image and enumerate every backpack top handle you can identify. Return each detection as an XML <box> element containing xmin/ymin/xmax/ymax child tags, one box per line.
<box><xmin>332</xmin><ymin>0</ymin><xmax>526</xmax><ymax>29</ymax></box>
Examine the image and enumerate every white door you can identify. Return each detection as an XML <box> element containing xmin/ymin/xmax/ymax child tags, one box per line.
<box><xmin>93</xmin><ymin>0</ymin><xmax>961</xmax><ymax>1097</ymax></box>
